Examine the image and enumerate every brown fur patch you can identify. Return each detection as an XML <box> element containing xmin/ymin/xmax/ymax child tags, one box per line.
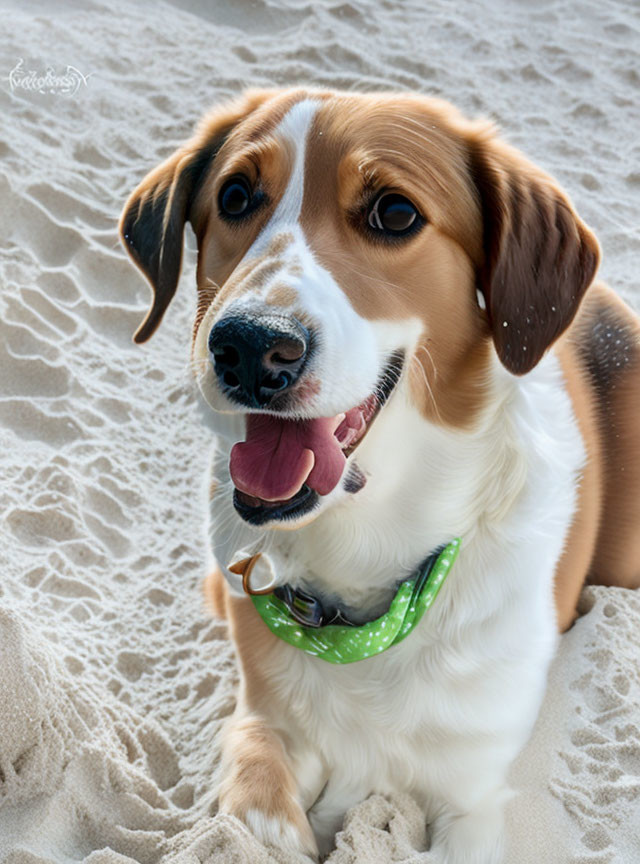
<box><xmin>237</xmin><ymin>258</ymin><xmax>283</xmax><ymax>294</ymax></box>
<box><xmin>193</xmin><ymin>282</ymin><xmax>218</xmax><ymax>342</ymax></box>
<box><xmin>265</xmin><ymin>283</ymin><xmax>298</xmax><ymax>307</ymax></box>
<box><xmin>293</xmin><ymin>374</ymin><xmax>321</xmax><ymax>403</ymax></box>
<box><xmin>267</xmin><ymin>231</ymin><xmax>295</xmax><ymax>256</ymax></box>
<box><xmin>203</xmin><ymin>567</ymin><xmax>228</xmax><ymax>621</ymax></box>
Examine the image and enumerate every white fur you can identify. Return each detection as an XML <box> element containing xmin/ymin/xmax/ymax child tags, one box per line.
<box><xmin>194</xmin><ymin>102</ymin><xmax>586</xmax><ymax>862</ymax></box>
<box><xmin>250</xmin><ymin>99</ymin><xmax>318</xmax><ymax>244</ymax></box>
<box><xmin>244</xmin><ymin>808</ymin><xmax>315</xmax><ymax>859</ymax></box>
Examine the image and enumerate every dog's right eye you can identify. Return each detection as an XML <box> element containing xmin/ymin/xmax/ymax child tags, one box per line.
<box><xmin>368</xmin><ymin>193</ymin><xmax>421</xmax><ymax>236</ymax></box>
<box><xmin>219</xmin><ymin>177</ymin><xmax>252</xmax><ymax>218</ymax></box>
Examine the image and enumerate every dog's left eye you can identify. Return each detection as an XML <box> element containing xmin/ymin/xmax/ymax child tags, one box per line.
<box><xmin>219</xmin><ymin>177</ymin><xmax>252</xmax><ymax>218</ymax></box>
<box><xmin>368</xmin><ymin>193</ymin><xmax>420</xmax><ymax>236</ymax></box>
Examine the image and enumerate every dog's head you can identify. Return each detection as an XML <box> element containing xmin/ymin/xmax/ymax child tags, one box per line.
<box><xmin>120</xmin><ymin>89</ymin><xmax>599</xmax><ymax>529</ymax></box>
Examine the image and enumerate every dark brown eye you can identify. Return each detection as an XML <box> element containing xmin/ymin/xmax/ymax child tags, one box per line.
<box><xmin>219</xmin><ymin>177</ymin><xmax>252</xmax><ymax>217</ymax></box>
<box><xmin>368</xmin><ymin>193</ymin><xmax>420</xmax><ymax>236</ymax></box>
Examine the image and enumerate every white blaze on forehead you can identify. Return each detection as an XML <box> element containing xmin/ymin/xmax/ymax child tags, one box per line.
<box><xmin>248</xmin><ymin>99</ymin><xmax>320</xmax><ymax>255</ymax></box>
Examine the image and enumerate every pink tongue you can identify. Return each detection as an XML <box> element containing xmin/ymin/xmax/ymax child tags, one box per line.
<box><xmin>230</xmin><ymin>414</ymin><xmax>347</xmax><ymax>501</ymax></box>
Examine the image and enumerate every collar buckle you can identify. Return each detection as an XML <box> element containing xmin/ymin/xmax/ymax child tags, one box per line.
<box><xmin>275</xmin><ymin>585</ymin><xmax>325</xmax><ymax>628</ymax></box>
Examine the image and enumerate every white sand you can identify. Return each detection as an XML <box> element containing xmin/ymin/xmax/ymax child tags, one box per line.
<box><xmin>0</xmin><ymin>1</ymin><xmax>639</xmax><ymax>861</ymax></box>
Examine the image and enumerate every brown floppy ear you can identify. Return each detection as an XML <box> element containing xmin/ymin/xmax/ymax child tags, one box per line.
<box><xmin>119</xmin><ymin>91</ymin><xmax>273</xmax><ymax>343</ymax></box>
<box><xmin>468</xmin><ymin>131</ymin><xmax>600</xmax><ymax>374</ymax></box>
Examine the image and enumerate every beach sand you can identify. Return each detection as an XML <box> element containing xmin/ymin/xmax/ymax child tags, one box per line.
<box><xmin>0</xmin><ymin>0</ymin><xmax>639</xmax><ymax>861</ymax></box>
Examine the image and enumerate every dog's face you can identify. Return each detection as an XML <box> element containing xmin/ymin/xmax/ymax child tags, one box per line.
<box><xmin>120</xmin><ymin>89</ymin><xmax>599</xmax><ymax>529</ymax></box>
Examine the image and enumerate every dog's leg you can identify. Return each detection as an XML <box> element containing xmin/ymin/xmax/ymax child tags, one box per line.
<box><xmin>428</xmin><ymin>786</ymin><xmax>511</xmax><ymax>864</ymax></box>
<box><xmin>218</xmin><ymin>710</ymin><xmax>319</xmax><ymax>859</ymax></box>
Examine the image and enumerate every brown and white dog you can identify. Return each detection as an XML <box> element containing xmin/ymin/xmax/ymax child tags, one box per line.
<box><xmin>120</xmin><ymin>89</ymin><xmax>640</xmax><ymax>863</ymax></box>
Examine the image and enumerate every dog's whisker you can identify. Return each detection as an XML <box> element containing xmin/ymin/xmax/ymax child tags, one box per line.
<box><xmin>415</xmin><ymin>343</ymin><xmax>439</xmax><ymax>382</ymax></box>
<box><xmin>410</xmin><ymin>353</ymin><xmax>442</xmax><ymax>423</ymax></box>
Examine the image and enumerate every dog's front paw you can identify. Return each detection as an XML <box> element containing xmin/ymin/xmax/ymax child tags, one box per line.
<box><xmin>243</xmin><ymin>804</ymin><xmax>318</xmax><ymax>860</ymax></box>
<box><xmin>430</xmin><ymin>790</ymin><xmax>508</xmax><ymax>864</ymax></box>
<box><xmin>218</xmin><ymin>711</ymin><xmax>318</xmax><ymax>860</ymax></box>
<box><xmin>220</xmin><ymin>793</ymin><xmax>318</xmax><ymax>860</ymax></box>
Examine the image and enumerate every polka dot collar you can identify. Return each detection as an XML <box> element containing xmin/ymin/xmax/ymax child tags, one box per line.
<box><xmin>250</xmin><ymin>539</ymin><xmax>461</xmax><ymax>664</ymax></box>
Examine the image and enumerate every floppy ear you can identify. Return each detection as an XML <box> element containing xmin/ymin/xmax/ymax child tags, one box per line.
<box><xmin>119</xmin><ymin>91</ymin><xmax>273</xmax><ymax>343</ymax></box>
<box><xmin>468</xmin><ymin>131</ymin><xmax>600</xmax><ymax>374</ymax></box>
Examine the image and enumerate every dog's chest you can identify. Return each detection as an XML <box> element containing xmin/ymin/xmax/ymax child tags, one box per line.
<box><xmin>265</xmin><ymin>549</ymin><xmax>558</xmax><ymax>755</ymax></box>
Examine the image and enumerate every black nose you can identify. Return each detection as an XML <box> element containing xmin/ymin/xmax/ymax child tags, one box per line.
<box><xmin>208</xmin><ymin>313</ymin><xmax>310</xmax><ymax>408</ymax></box>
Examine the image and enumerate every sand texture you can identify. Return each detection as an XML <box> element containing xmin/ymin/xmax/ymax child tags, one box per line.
<box><xmin>1</xmin><ymin>0</ymin><xmax>639</xmax><ymax>861</ymax></box>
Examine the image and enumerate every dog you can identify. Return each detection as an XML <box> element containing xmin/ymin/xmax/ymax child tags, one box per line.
<box><xmin>119</xmin><ymin>88</ymin><xmax>640</xmax><ymax>863</ymax></box>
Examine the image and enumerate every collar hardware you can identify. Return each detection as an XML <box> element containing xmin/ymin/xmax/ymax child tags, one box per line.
<box><xmin>247</xmin><ymin>538</ymin><xmax>461</xmax><ymax>664</ymax></box>
<box><xmin>229</xmin><ymin>554</ymin><xmax>277</xmax><ymax>595</ymax></box>
<box><xmin>275</xmin><ymin>585</ymin><xmax>325</xmax><ymax>627</ymax></box>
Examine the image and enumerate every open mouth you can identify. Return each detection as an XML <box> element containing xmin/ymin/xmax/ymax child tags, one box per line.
<box><xmin>231</xmin><ymin>350</ymin><xmax>404</xmax><ymax>524</ymax></box>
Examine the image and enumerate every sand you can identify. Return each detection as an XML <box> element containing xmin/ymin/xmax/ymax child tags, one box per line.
<box><xmin>0</xmin><ymin>0</ymin><xmax>639</xmax><ymax>861</ymax></box>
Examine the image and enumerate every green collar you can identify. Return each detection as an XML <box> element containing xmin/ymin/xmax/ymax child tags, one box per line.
<box><xmin>250</xmin><ymin>538</ymin><xmax>460</xmax><ymax>664</ymax></box>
